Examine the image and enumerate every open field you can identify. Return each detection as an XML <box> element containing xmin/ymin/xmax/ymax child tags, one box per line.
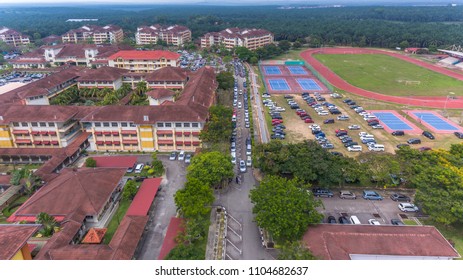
<box><xmin>314</xmin><ymin>54</ymin><xmax>463</xmax><ymax>97</ymax></box>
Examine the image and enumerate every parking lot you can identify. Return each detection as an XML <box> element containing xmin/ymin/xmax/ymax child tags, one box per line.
<box><xmin>316</xmin><ymin>189</ymin><xmax>418</xmax><ymax>225</ymax></box>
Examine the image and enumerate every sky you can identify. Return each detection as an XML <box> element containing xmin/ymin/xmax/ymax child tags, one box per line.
<box><xmin>0</xmin><ymin>0</ymin><xmax>459</xmax><ymax>4</ymax></box>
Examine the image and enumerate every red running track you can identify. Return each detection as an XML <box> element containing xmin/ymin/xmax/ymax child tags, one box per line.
<box><xmin>301</xmin><ymin>48</ymin><xmax>463</xmax><ymax>109</ymax></box>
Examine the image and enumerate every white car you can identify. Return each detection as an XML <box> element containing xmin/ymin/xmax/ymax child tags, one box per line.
<box><xmin>360</xmin><ymin>134</ymin><xmax>374</xmax><ymax>139</ymax></box>
<box><xmin>358</xmin><ymin>111</ymin><xmax>369</xmax><ymax>116</ymax></box>
<box><xmin>348</xmin><ymin>125</ymin><xmax>360</xmax><ymax>130</ymax></box>
<box><xmin>169</xmin><ymin>152</ymin><xmax>177</xmax><ymax>160</ymax></box>
<box><xmin>178</xmin><ymin>150</ymin><xmax>185</xmax><ymax>161</ymax></box>
<box><xmin>372</xmin><ymin>124</ymin><xmax>384</xmax><ymax>129</ymax></box>
<box><xmin>347</xmin><ymin>145</ymin><xmax>362</xmax><ymax>152</ymax></box>
<box><xmin>239</xmin><ymin>160</ymin><xmax>247</xmax><ymax>173</ymax></box>
<box><xmin>368</xmin><ymin>219</ymin><xmax>381</xmax><ymax>225</ymax></box>
<box><xmin>246</xmin><ymin>155</ymin><xmax>252</xmax><ymax>167</ymax></box>
<box><xmin>359</xmin><ymin>131</ymin><xmax>369</xmax><ymax>137</ymax></box>
<box><xmin>309</xmin><ymin>124</ymin><xmax>321</xmax><ymax>130</ymax></box>
<box><xmin>337</xmin><ymin>115</ymin><xmax>350</xmax><ymax>121</ymax></box>
<box><xmin>398</xmin><ymin>203</ymin><xmax>419</xmax><ymax>212</ymax></box>
<box><xmin>231</xmin><ymin>152</ymin><xmax>237</xmax><ymax>164</ymax></box>
<box><xmin>184</xmin><ymin>154</ymin><xmax>192</xmax><ymax>164</ymax></box>
<box><xmin>238</xmin><ymin>102</ymin><xmax>242</xmax><ymax>108</ymax></box>
<box><xmin>318</xmin><ymin>111</ymin><xmax>329</xmax><ymax>116</ymax></box>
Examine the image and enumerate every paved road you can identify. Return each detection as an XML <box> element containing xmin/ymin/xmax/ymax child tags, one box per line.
<box><xmin>214</xmin><ymin>64</ymin><xmax>274</xmax><ymax>260</ymax></box>
<box><xmin>137</xmin><ymin>155</ymin><xmax>187</xmax><ymax>260</ymax></box>
<box><xmin>246</xmin><ymin>63</ymin><xmax>269</xmax><ymax>143</ymax></box>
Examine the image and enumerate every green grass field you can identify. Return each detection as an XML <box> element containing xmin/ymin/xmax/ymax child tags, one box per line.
<box><xmin>314</xmin><ymin>54</ymin><xmax>463</xmax><ymax>97</ymax></box>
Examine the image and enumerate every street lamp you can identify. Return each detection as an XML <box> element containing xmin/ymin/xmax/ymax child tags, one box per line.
<box><xmin>444</xmin><ymin>92</ymin><xmax>455</xmax><ymax>119</ymax></box>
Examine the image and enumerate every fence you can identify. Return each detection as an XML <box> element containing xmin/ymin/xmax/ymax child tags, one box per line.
<box><xmin>303</xmin><ymin>61</ymin><xmax>334</xmax><ymax>92</ymax></box>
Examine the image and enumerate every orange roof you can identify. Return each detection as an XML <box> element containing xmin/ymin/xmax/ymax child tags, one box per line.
<box><xmin>108</xmin><ymin>50</ymin><xmax>180</xmax><ymax>61</ymax></box>
<box><xmin>82</xmin><ymin>228</ymin><xmax>107</xmax><ymax>244</ymax></box>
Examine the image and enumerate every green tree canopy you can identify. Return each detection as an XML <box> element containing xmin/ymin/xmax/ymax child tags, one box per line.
<box><xmin>200</xmin><ymin>105</ymin><xmax>233</xmax><ymax>144</ymax></box>
<box><xmin>175</xmin><ymin>177</ymin><xmax>215</xmax><ymax>218</ymax></box>
<box><xmin>85</xmin><ymin>157</ymin><xmax>97</xmax><ymax>168</ymax></box>
<box><xmin>122</xmin><ymin>179</ymin><xmax>138</xmax><ymax>200</ymax></box>
<box><xmin>250</xmin><ymin>175</ymin><xmax>322</xmax><ymax>242</ymax></box>
<box><xmin>278</xmin><ymin>241</ymin><xmax>317</xmax><ymax>260</ymax></box>
<box><xmin>216</xmin><ymin>71</ymin><xmax>234</xmax><ymax>90</ymax></box>
<box><xmin>36</xmin><ymin>212</ymin><xmax>58</xmax><ymax>237</ymax></box>
<box><xmin>187</xmin><ymin>151</ymin><xmax>234</xmax><ymax>188</ymax></box>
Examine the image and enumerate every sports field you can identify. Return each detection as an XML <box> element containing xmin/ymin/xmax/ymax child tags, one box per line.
<box><xmin>313</xmin><ymin>54</ymin><xmax>463</xmax><ymax>96</ymax></box>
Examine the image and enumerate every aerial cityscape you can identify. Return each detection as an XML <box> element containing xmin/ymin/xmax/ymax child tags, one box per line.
<box><xmin>1</xmin><ymin>2</ymin><xmax>463</xmax><ymax>262</ymax></box>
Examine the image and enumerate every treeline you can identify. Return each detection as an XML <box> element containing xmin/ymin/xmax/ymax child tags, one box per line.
<box><xmin>1</xmin><ymin>5</ymin><xmax>463</xmax><ymax>49</ymax></box>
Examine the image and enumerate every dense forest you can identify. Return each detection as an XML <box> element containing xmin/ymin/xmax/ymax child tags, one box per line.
<box><xmin>1</xmin><ymin>5</ymin><xmax>463</xmax><ymax>49</ymax></box>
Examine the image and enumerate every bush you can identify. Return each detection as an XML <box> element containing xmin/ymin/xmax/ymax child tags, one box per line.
<box><xmin>85</xmin><ymin>157</ymin><xmax>97</xmax><ymax>168</ymax></box>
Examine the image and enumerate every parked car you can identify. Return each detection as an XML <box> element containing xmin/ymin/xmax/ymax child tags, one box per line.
<box><xmin>391</xmin><ymin>219</ymin><xmax>405</xmax><ymax>226</ymax></box>
<box><xmin>392</xmin><ymin>130</ymin><xmax>405</xmax><ymax>136</ymax></box>
<box><xmin>323</xmin><ymin>119</ymin><xmax>335</xmax><ymax>124</ymax></box>
<box><xmin>344</xmin><ymin>141</ymin><xmax>358</xmax><ymax>147</ymax></box>
<box><xmin>422</xmin><ymin>131</ymin><xmax>435</xmax><ymax>140</ymax></box>
<box><xmin>372</xmin><ymin>124</ymin><xmax>384</xmax><ymax>129</ymax></box>
<box><xmin>454</xmin><ymin>132</ymin><xmax>463</xmax><ymax>139</ymax></box>
<box><xmin>339</xmin><ymin>190</ymin><xmax>356</xmax><ymax>199</ymax></box>
<box><xmin>169</xmin><ymin>152</ymin><xmax>177</xmax><ymax>160</ymax></box>
<box><xmin>338</xmin><ymin>216</ymin><xmax>351</xmax><ymax>224</ymax></box>
<box><xmin>368</xmin><ymin>219</ymin><xmax>381</xmax><ymax>225</ymax></box>
<box><xmin>407</xmin><ymin>138</ymin><xmax>421</xmax><ymax>144</ymax></box>
<box><xmin>239</xmin><ymin>160</ymin><xmax>247</xmax><ymax>173</ymax></box>
<box><xmin>419</xmin><ymin>146</ymin><xmax>432</xmax><ymax>152</ymax></box>
<box><xmin>337</xmin><ymin>115</ymin><xmax>349</xmax><ymax>121</ymax></box>
<box><xmin>327</xmin><ymin>216</ymin><xmax>337</xmax><ymax>224</ymax></box>
<box><xmin>398</xmin><ymin>203</ymin><xmax>419</xmax><ymax>212</ymax></box>
<box><xmin>348</xmin><ymin>125</ymin><xmax>360</xmax><ymax>130</ymax></box>
<box><xmin>312</xmin><ymin>188</ymin><xmax>334</xmax><ymax>197</ymax></box>
<box><xmin>178</xmin><ymin>151</ymin><xmax>185</xmax><ymax>161</ymax></box>
<box><xmin>127</xmin><ymin>166</ymin><xmax>134</xmax><ymax>173</ymax></box>
<box><xmin>390</xmin><ymin>193</ymin><xmax>411</xmax><ymax>202</ymax></box>
<box><xmin>185</xmin><ymin>154</ymin><xmax>192</xmax><ymax>164</ymax></box>
<box><xmin>362</xmin><ymin>190</ymin><xmax>383</xmax><ymax>200</ymax></box>
<box><xmin>347</xmin><ymin>145</ymin><xmax>362</xmax><ymax>152</ymax></box>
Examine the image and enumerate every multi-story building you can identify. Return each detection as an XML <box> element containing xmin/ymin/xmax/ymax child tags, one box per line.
<box><xmin>0</xmin><ymin>26</ymin><xmax>30</xmax><ymax>47</ymax></box>
<box><xmin>108</xmin><ymin>50</ymin><xmax>180</xmax><ymax>73</ymax></box>
<box><xmin>0</xmin><ymin>67</ymin><xmax>217</xmax><ymax>152</ymax></box>
<box><xmin>61</xmin><ymin>25</ymin><xmax>123</xmax><ymax>44</ymax></box>
<box><xmin>11</xmin><ymin>44</ymin><xmax>129</xmax><ymax>69</ymax></box>
<box><xmin>135</xmin><ymin>24</ymin><xmax>191</xmax><ymax>46</ymax></box>
<box><xmin>201</xmin><ymin>27</ymin><xmax>274</xmax><ymax>50</ymax></box>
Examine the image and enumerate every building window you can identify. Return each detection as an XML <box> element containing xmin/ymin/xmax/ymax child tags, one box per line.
<box><xmin>40</xmin><ymin>122</ymin><xmax>46</xmax><ymax>127</ymax></box>
<box><xmin>12</xmin><ymin>122</ymin><xmax>19</xmax><ymax>127</ymax></box>
<box><xmin>157</xmin><ymin>123</ymin><xmax>164</xmax><ymax>128</ymax></box>
<box><xmin>103</xmin><ymin>122</ymin><xmax>110</xmax><ymax>127</ymax></box>
<box><xmin>21</xmin><ymin>122</ymin><xmax>28</xmax><ymax>127</ymax></box>
<box><xmin>175</xmin><ymin>123</ymin><xmax>182</xmax><ymax>128</ymax></box>
<box><xmin>111</xmin><ymin>122</ymin><xmax>118</xmax><ymax>127</ymax></box>
<box><xmin>48</xmin><ymin>122</ymin><xmax>55</xmax><ymax>127</ymax></box>
<box><xmin>165</xmin><ymin>123</ymin><xmax>172</xmax><ymax>128</ymax></box>
<box><xmin>121</xmin><ymin>123</ymin><xmax>128</xmax><ymax>127</ymax></box>
<box><xmin>183</xmin><ymin>123</ymin><xmax>190</xmax><ymax>127</ymax></box>
<box><xmin>129</xmin><ymin>123</ymin><xmax>136</xmax><ymax>127</ymax></box>
<box><xmin>192</xmin><ymin>123</ymin><xmax>199</xmax><ymax>128</ymax></box>
<box><xmin>95</xmin><ymin>123</ymin><xmax>101</xmax><ymax>127</ymax></box>
<box><xmin>31</xmin><ymin>122</ymin><xmax>38</xmax><ymax>127</ymax></box>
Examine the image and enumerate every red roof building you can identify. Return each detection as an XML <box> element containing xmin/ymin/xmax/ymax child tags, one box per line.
<box><xmin>158</xmin><ymin>217</ymin><xmax>185</xmax><ymax>260</ymax></box>
<box><xmin>136</xmin><ymin>24</ymin><xmax>191</xmax><ymax>46</ymax></box>
<box><xmin>201</xmin><ymin>27</ymin><xmax>274</xmax><ymax>50</ymax></box>
<box><xmin>126</xmin><ymin>178</ymin><xmax>162</xmax><ymax>216</ymax></box>
<box><xmin>108</xmin><ymin>50</ymin><xmax>181</xmax><ymax>73</ymax></box>
<box><xmin>302</xmin><ymin>224</ymin><xmax>460</xmax><ymax>260</ymax></box>
<box><xmin>82</xmin><ymin>228</ymin><xmax>107</xmax><ymax>244</ymax></box>
<box><xmin>0</xmin><ymin>225</ymin><xmax>40</xmax><ymax>260</ymax></box>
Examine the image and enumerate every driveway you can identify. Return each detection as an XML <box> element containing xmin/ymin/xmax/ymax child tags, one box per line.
<box><xmin>317</xmin><ymin>189</ymin><xmax>417</xmax><ymax>225</ymax></box>
<box><xmin>136</xmin><ymin>155</ymin><xmax>187</xmax><ymax>259</ymax></box>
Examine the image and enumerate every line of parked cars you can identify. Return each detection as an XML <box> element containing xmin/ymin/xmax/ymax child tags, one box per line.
<box><xmin>169</xmin><ymin>150</ymin><xmax>192</xmax><ymax>164</ymax></box>
<box><xmin>266</xmin><ymin>94</ymin><xmax>287</xmax><ymax>140</ymax></box>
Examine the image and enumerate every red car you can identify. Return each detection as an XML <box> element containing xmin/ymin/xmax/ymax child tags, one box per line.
<box><xmin>335</xmin><ymin>129</ymin><xmax>348</xmax><ymax>134</ymax></box>
<box><xmin>296</xmin><ymin>110</ymin><xmax>306</xmax><ymax>116</ymax></box>
<box><xmin>272</xmin><ymin>120</ymin><xmax>283</xmax><ymax>125</ymax></box>
<box><xmin>301</xmin><ymin>115</ymin><xmax>311</xmax><ymax>120</ymax></box>
<box><xmin>304</xmin><ymin>118</ymin><xmax>314</xmax><ymax>123</ymax></box>
<box><xmin>300</xmin><ymin>113</ymin><xmax>308</xmax><ymax>118</ymax></box>
<box><xmin>367</xmin><ymin>119</ymin><xmax>379</xmax><ymax>123</ymax></box>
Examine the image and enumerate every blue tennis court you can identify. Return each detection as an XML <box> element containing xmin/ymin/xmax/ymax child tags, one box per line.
<box><xmin>411</xmin><ymin>112</ymin><xmax>459</xmax><ymax>131</ymax></box>
<box><xmin>296</xmin><ymin>78</ymin><xmax>322</xmax><ymax>91</ymax></box>
<box><xmin>268</xmin><ymin>79</ymin><xmax>290</xmax><ymax>90</ymax></box>
<box><xmin>263</xmin><ymin>66</ymin><xmax>282</xmax><ymax>75</ymax></box>
<box><xmin>287</xmin><ymin>66</ymin><xmax>308</xmax><ymax>75</ymax></box>
<box><xmin>371</xmin><ymin>112</ymin><xmax>413</xmax><ymax>130</ymax></box>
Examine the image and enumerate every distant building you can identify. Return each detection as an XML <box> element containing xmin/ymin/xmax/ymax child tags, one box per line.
<box><xmin>136</xmin><ymin>24</ymin><xmax>191</xmax><ymax>46</ymax></box>
<box><xmin>108</xmin><ymin>50</ymin><xmax>180</xmax><ymax>73</ymax></box>
<box><xmin>201</xmin><ymin>27</ymin><xmax>274</xmax><ymax>50</ymax></box>
<box><xmin>61</xmin><ymin>25</ymin><xmax>123</xmax><ymax>44</ymax></box>
<box><xmin>0</xmin><ymin>26</ymin><xmax>30</xmax><ymax>47</ymax></box>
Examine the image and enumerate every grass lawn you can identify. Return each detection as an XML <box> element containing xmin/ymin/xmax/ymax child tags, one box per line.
<box><xmin>103</xmin><ymin>199</ymin><xmax>131</xmax><ymax>244</ymax></box>
<box><xmin>2</xmin><ymin>195</ymin><xmax>29</xmax><ymax>217</ymax></box>
<box><xmin>272</xmin><ymin>49</ymin><xmax>305</xmax><ymax>61</ymax></box>
<box><xmin>314</xmin><ymin>54</ymin><xmax>463</xmax><ymax>97</ymax></box>
<box><xmin>422</xmin><ymin>220</ymin><xmax>463</xmax><ymax>259</ymax></box>
<box><xmin>403</xmin><ymin>219</ymin><xmax>418</xmax><ymax>226</ymax></box>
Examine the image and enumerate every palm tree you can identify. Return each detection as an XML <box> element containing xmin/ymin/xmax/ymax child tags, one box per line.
<box><xmin>135</xmin><ymin>81</ymin><xmax>147</xmax><ymax>96</ymax></box>
<box><xmin>36</xmin><ymin>212</ymin><xmax>58</xmax><ymax>237</ymax></box>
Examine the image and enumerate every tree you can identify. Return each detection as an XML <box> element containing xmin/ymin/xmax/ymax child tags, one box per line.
<box><xmin>122</xmin><ymin>180</ymin><xmax>138</xmax><ymax>200</ymax></box>
<box><xmin>186</xmin><ymin>151</ymin><xmax>234</xmax><ymax>188</ymax></box>
<box><xmin>175</xmin><ymin>177</ymin><xmax>215</xmax><ymax>218</ymax></box>
<box><xmin>135</xmin><ymin>81</ymin><xmax>147</xmax><ymax>96</ymax></box>
<box><xmin>278</xmin><ymin>40</ymin><xmax>291</xmax><ymax>52</ymax></box>
<box><xmin>36</xmin><ymin>212</ymin><xmax>58</xmax><ymax>237</ymax></box>
<box><xmin>357</xmin><ymin>153</ymin><xmax>400</xmax><ymax>187</ymax></box>
<box><xmin>250</xmin><ymin>175</ymin><xmax>322</xmax><ymax>242</ymax></box>
<box><xmin>249</xmin><ymin>56</ymin><xmax>258</xmax><ymax>65</ymax></box>
<box><xmin>200</xmin><ymin>105</ymin><xmax>233</xmax><ymax>143</ymax></box>
<box><xmin>292</xmin><ymin>41</ymin><xmax>302</xmax><ymax>49</ymax></box>
<box><xmin>216</xmin><ymin>71</ymin><xmax>234</xmax><ymax>90</ymax></box>
<box><xmin>399</xmin><ymin>40</ymin><xmax>410</xmax><ymax>49</ymax></box>
<box><xmin>151</xmin><ymin>152</ymin><xmax>165</xmax><ymax>176</ymax></box>
<box><xmin>85</xmin><ymin>157</ymin><xmax>97</xmax><ymax>168</ymax></box>
<box><xmin>165</xmin><ymin>243</ymin><xmax>205</xmax><ymax>260</ymax></box>
<box><xmin>23</xmin><ymin>170</ymin><xmax>41</xmax><ymax>196</ymax></box>
<box><xmin>234</xmin><ymin>46</ymin><xmax>254</xmax><ymax>62</ymax></box>
<box><xmin>414</xmin><ymin>164</ymin><xmax>463</xmax><ymax>225</ymax></box>
<box><xmin>278</xmin><ymin>241</ymin><xmax>317</xmax><ymax>260</ymax></box>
